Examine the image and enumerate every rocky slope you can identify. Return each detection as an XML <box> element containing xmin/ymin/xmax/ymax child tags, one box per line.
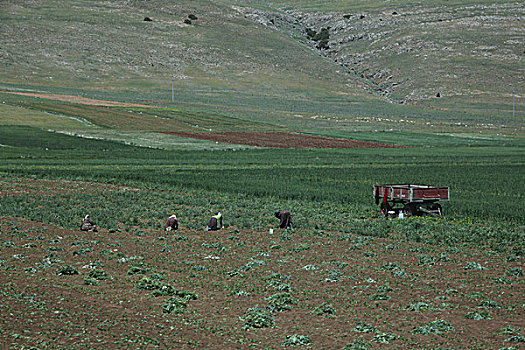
<box><xmin>236</xmin><ymin>2</ymin><xmax>524</xmax><ymax>105</ymax></box>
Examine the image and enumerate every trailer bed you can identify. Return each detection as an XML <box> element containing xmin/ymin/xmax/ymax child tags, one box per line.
<box><xmin>373</xmin><ymin>184</ymin><xmax>449</xmax><ymax>217</ymax></box>
<box><xmin>374</xmin><ymin>184</ymin><xmax>449</xmax><ymax>203</ymax></box>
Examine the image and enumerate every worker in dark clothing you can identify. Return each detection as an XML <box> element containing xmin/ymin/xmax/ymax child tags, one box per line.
<box><xmin>275</xmin><ymin>210</ymin><xmax>293</xmax><ymax>229</ymax></box>
<box><xmin>80</xmin><ymin>214</ymin><xmax>98</xmax><ymax>232</ymax></box>
<box><xmin>165</xmin><ymin>214</ymin><xmax>178</xmax><ymax>231</ymax></box>
<box><xmin>206</xmin><ymin>212</ymin><xmax>223</xmax><ymax>231</ymax></box>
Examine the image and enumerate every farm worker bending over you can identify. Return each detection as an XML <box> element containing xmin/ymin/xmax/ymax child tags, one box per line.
<box><xmin>206</xmin><ymin>212</ymin><xmax>223</xmax><ymax>231</ymax></box>
<box><xmin>165</xmin><ymin>214</ymin><xmax>178</xmax><ymax>231</ymax></box>
<box><xmin>80</xmin><ymin>215</ymin><xmax>98</xmax><ymax>232</ymax></box>
<box><xmin>275</xmin><ymin>210</ymin><xmax>293</xmax><ymax>229</ymax></box>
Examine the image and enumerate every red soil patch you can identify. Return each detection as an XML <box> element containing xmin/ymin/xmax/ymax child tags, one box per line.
<box><xmin>160</xmin><ymin>131</ymin><xmax>403</xmax><ymax>149</ymax></box>
<box><xmin>0</xmin><ymin>91</ymin><xmax>160</xmax><ymax>108</ymax></box>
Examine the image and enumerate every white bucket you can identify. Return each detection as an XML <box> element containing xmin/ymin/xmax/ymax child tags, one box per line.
<box><xmin>269</xmin><ymin>229</ymin><xmax>274</xmax><ymax>234</ymax></box>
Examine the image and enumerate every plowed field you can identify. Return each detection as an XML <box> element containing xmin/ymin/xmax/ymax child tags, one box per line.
<box><xmin>160</xmin><ymin>131</ymin><xmax>402</xmax><ymax>149</ymax></box>
<box><xmin>1</xmin><ymin>176</ymin><xmax>522</xmax><ymax>349</ymax></box>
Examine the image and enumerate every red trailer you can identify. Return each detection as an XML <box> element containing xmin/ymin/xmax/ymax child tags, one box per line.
<box><xmin>373</xmin><ymin>184</ymin><xmax>449</xmax><ymax>217</ymax></box>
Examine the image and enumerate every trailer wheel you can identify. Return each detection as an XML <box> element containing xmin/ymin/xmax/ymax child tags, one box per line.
<box><xmin>403</xmin><ymin>203</ymin><xmax>417</xmax><ymax>217</ymax></box>
<box><xmin>431</xmin><ymin>203</ymin><xmax>443</xmax><ymax>216</ymax></box>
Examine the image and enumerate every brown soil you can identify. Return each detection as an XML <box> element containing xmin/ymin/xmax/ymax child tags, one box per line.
<box><xmin>0</xmin><ymin>91</ymin><xmax>160</xmax><ymax>108</ymax></box>
<box><xmin>0</xmin><ymin>177</ymin><xmax>522</xmax><ymax>349</ymax></box>
<box><xmin>160</xmin><ymin>131</ymin><xmax>403</xmax><ymax>149</ymax></box>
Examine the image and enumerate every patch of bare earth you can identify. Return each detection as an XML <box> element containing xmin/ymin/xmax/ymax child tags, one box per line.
<box><xmin>159</xmin><ymin>131</ymin><xmax>403</xmax><ymax>149</ymax></box>
<box><xmin>0</xmin><ymin>91</ymin><xmax>159</xmax><ymax>108</ymax></box>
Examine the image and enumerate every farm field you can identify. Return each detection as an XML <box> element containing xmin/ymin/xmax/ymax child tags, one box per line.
<box><xmin>0</xmin><ymin>123</ymin><xmax>524</xmax><ymax>349</ymax></box>
<box><xmin>0</xmin><ymin>174</ymin><xmax>524</xmax><ymax>350</ymax></box>
<box><xmin>1</xmin><ymin>0</ymin><xmax>524</xmax><ymax>348</ymax></box>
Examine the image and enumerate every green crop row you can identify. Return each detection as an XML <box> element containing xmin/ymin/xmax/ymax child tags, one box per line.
<box><xmin>1</xmin><ymin>126</ymin><xmax>523</xmax><ymax>225</ymax></box>
<box><xmin>0</xmin><ymin>126</ymin><xmax>523</xmax><ymax>254</ymax></box>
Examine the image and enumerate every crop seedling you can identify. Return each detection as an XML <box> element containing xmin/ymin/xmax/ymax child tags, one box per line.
<box><xmin>162</xmin><ymin>297</ymin><xmax>188</xmax><ymax>314</ymax></box>
<box><xmin>479</xmin><ymin>300</ymin><xmax>500</xmax><ymax>308</ymax></box>
<box><xmin>343</xmin><ymin>338</ymin><xmax>370</xmax><ymax>350</ymax></box>
<box><xmin>499</xmin><ymin>325</ymin><xmax>521</xmax><ymax>335</ymax></box>
<box><xmin>411</xmin><ymin>320</ymin><xmax>455</xmax><ymax>335</ymax></box>
<box><xmin>464</xmin><ymin>262</ymin><xmax>486</xmax><ymax>270</ymax></box>
<box><xmin>465</xmin><ymin>310</ymin><xmax>491</xmax><ymax>320</ymax></box>
<box><xmin>240</xmin><ymin>306</ymin><xmax>275</xmax><ymax>329</ymax></box>
<box><xmin>310</xmin><ymin>302</ymin><xmax>336</xmax><ymax>317</ymax></box>
<box><xmin>325</xmin><ymin>269</ymin><xmax>342</xmax><ymax>282</ymax></box>
<box><xmin>56</xmin><ymin>265</ymin><xmax>78</xmax><ymax>275</ymax></box>
<box><xmin>353</xmin><ymin>322</ymin><xmax>377</xmax><ymax>334</ymax></box>
<box><xmin>266</xmin><ymin>292</ymin><xmax>296</xmax><ymax>312</ymax></box>
<box><xmin>505</xmin><ymin>336</ymin><xmax>525</xmax><ymax>343</ymax></box>
<box><xmin>281</xmin><ymin>334</ymin><xmax>311</xmax><ymax>346</ymax></box>
<box><xmin>506</xmin><ymin>267</ymin><xmax>523</xmax><ymax>277</ymax></box>
<box><xmin>371</xmin><ymin>333</ymin><xmax>397</xmax><ymax>344</ymax></box>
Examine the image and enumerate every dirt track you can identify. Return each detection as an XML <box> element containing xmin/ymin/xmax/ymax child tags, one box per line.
<box><xmin>160</xmin><ymin>131</ymin><xmax>403</xmax><ymax>149</ymax></box>
<box><xmin>0</xmin><ymin>91</ymin><xmax>158</xmax><ymax>108</ymax></box>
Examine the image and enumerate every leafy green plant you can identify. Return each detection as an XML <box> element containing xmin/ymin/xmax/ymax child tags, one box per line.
<box><xmin>343</xmin><ymin>338</ymin><xmax>370</xmax><ymax>350</ymax></box>
<box><xmin>411</xmin><ymin>320</ymin><xmax>455</xmax><ymax>335</ymax></box>
<box><xmin>56</xmin><ymin>265</ymin><xmax>78</xmax><ymax>275</ymax></box>
<box><xmin>162</xmin><ymin>297</ymin><xmax>187</xmax><ymax>314</ymax></box>
<box><xmin>281</xmin><ymin>334</ymin><xmax>311</xmax><ymax>346</ymax></box>
<box><xmin>310</xmin><ymin>302</ymin><xmax>335</xmax><ymax>317</ymax></box>
<box><xmin>505</xmin><ymin>335</ymin><xmax>525</xmax><ymax>343</ymax></box>
<box><xmin>135</xmin><ymin>276</ymin><xmax>162</xmax><ymax>291</ymax></box>
<box><xmin>464</xmin><ymin>262</ymin><xmax>486</xmax><ymax>270</ymax></box>
<box><xmin>353</xmin><ymin>322</ymin><xmax>377</xmax><ymax>333</ymax></box>
<box><xmin>325</xmin><ymin>269</ymin><xmax>342</xmax><ymax>282</ymax></box>
<box><xmin>418</xmin><ymin>255</ymin><xmax>436</xmax><ymax>266</ymax></box>
<box><xmin>499</xmin><ymin>325</ymin><xmax>521</xmax><ymax>335</ymax></box>
<box><xmin>266</xmin><ymin>292</ymin><xmax>296</xmax><ymax>312</ymax></box>
<box><xmin>240</xmin><ymin>306</ymin><xmax>275</xmax><ymax>329</ymax></box>
<box><xmin>465</xmin><ymin>310</ymin><xmax>491</xmax><ymax>320</ymax></box>
<box><xmin>369</xmin><ymin>293</ymin><xmax>390</xmax><ymax>301</ymax></box>
<box><xmin>127</xmin><ymin>263</ymin><xmax>150</xmax><ymax>275</ymax></box>
<box><xmin>371</xmin><ymin>333</ymin><xmax>396</xmax><ymax>344</ymax></box>
<box><xmin>405</xmin><ymin>302</ymin><xmax>430</xmax><ymax>312</ymax></box>
<box><xmin>150</xmin><ymin>284</ymin><xmax>178</xmax><ymax>297</ymax></box>
<box><xmin>87</xmin><ymin>269</ymin><xmax>111</xmax><ymax>281</ymax></box>
<box><xmin>506</xmin><ymin>267</ymin><xmax>523</xmax><ymax>277</ymax></box>
<box><xmin>479</xmin><ymin>300</ymin><xmax>500</xmax><ymax>308</ymax></box>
